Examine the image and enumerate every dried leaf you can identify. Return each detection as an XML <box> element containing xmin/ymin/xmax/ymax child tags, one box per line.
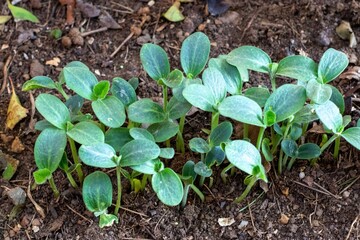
<box><xmin>218</xmin><ymin>217</ymin><xmax>235</xmax><ymax>226</ymax></box>
<box><xmin>11</xmin><ymin>137</ymin><xmax>25</xmax><ymax>153</ymax></box>
<box><xmin>340</xmin><ymin>66</ymin><xmax>360</xmax><ymax>81</ymax></box>
<box><xmin>163</xmin><ymin>1</ymin><xmax>185</xmax><ymax>22</ymax></box>
<box><xmin>336</xmin><ymin>20</ymin><xmax>357</xmax><ymax>48</ymax></box>
<box><xmin>99</xmin><ymin>11</ymin><xmax>121</xmax><ymax>29</ymax></box>
<box><xmin>6</xmin><ymin>86</ymin><xmax>28</xmax><ymax>130</ymax></box>
<box><xmin>77</xmin><ymin>0</ymin><xmax>100</xmax><ymax>18</ymax></box>
<box><xmin>0</xmin><ymin>150</ymin><xmax>19</xmax><ymax>180</ymax></box>
<box><xmin>46</xmin><ymin>57</ymin><xmax>61</xmax><ymax>66</ymax></box>
<box><xmin>0</xmin><ymin>15</ymin><xmax>12</xmax><ymax>24</ymax></box>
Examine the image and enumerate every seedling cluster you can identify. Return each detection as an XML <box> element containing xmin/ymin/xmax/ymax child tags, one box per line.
<box><xmin>22</xmin><ymin>32</ymin><xmax>360</xmax><ymax>227</ymax></box>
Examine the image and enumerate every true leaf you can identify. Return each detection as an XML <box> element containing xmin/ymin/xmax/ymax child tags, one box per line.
<box><xmin>318</xmin><ymin>48</ymin><xmax>349</xmax><ymax>83</ymax></box>
<box><xmin>277</xmin><ymin>55</ymin><xmax>318</xmax><ymax>82</ymax></box>
<box><xmin>67</xmin><ymin>121</ymin><xmax>104</xmax><ymax>145</ymax></box>
<box><xmin>202</xmin><ymin>67</ymin><xmax>227</xmax><ymax>103</ymax></box>
<box><xmin>205</xmin><ymin>146</ymin><xmax>225</xmax><ymax>166</ymax></box>
<box><xmin>140</xmin><ymin>44</ymin><xmax>170</xmax><ymax>81</ymax></box>
<box><xmin>92</xmin><ymin>96</ymin><xmax>126</xmax><ymax>128</ymax></box>
<box><xmin>93</xmin><ymin>80</ymin><xmax>110</xmax><ymax>100</ymax></box>
<box><xmin>152</xmin><ymin>168</ymin><xmax>183</xmax><ymax>206</ymax></box>
<box><xmin>129</xmin><ymin>128</ymin><xmax>155</xmax><ymax>141</ymax></box>
<box><xmin>264</xmin><ymin>109</ymin><xmax>276</xmax><ymax>127</ymax></box>
<box><xmin>162</xmin><ymin>69</ymin><xmax>184</xmax><ymax>88</ymax></box>
<box><xmin>194</xmin><ymin>161</ymin><xmax>212</xmax><ymax>177</ymax></box>
<box><xmin>183</xmin><ymin>84</ymin><xmax>216</xmax><ymax>112</ymax></box>
<box><xmin>209</xmin><ymin>121</ymin><xmax>233</xmax><ymax>147</ymax></box>
<box><xmin>131</xmin><ymin>159</ymin><xmax>164</xmax><ymax>175</ymax></box>
<box><xmin>218</xmin><ymin>95</ymin><xmax>264</xmax><ymax>127</ymax></box>
<box><xmin>34</xmin><ymin>128</ymin><xmax>67</xmax><ymax>172</ymax></box>
<box><xmin>99</xmin><ymin>213</ymin><xmax>118</xmax><ymax>228</ymax></box>
<box><xmin>341</xmin><ymin>127</ymin><xmax>360</xmax><ymax>150</ymax></box>
<box><xmin>244</xmin><ymin>87</ymin><xmax>270</xmax><ymax>108</ymax></box>
<box><xmin>147</xmin><ymin>121</ymin><xmax>179</xmax><ymax>142</ymax></box>
<box><xmin>227</xmin><ymin>46</ymin><xmax>271</xmax><ymax>73</ymax></box>
<box><xmin>264</xmin><ymin>84</ymin><xmax>306</xmax><ymax>122</ymax></box>
<box><xmin>297</xmin><ymin>143</ymin><xmax>321</xmax><ymax>159</ymax></box>
<box><xmin>261</xmin><ymin>138</ymin><xmax>273</xmax><ymax>162</ymax></box>
<box><xmin>79</xmin><ymin>143</ymin><xmax>117</xmax><ymax>168</ymax></box>
<box><xmin>33</xmin><ymin>169</ymin><xmax>52</xmax><ymax>184</ymax></box>
<box><xmin>22</xmin><ymin>76</ymin><xmax>56</xmax><ymax>91</ymax></box>
<box><xmin>180</xmin><ymin>32</ymin><xmax>210</xmax><ymax>78</ymax></box>
<box><xmin>315</xmin><ymin>100</ymin><xmax>343</xmax><ymax>134</ymax></box>
<box><xmin>82</xmin><ymin>171</ymin><xmax>113</xmax><ymax>213</ymax></box>
<box><xmin>167</xmin><ymin>97</ymin><xmax>192</xmax><ymax>120</ymax></box>
<box><xmin>7</xmin><ymin>0</ymin><xmax>39</xmax><ymax>23</ymax></box>
<box><xmin>120</xmin><ymin>139</ymin><xmax>160</xmax><ymax>167</ymax></box>
<box><xmin>306</xmin><ymin>79</ymin><xmax>332</xmax><ymax>104</ymax></box>
<box><xmin>225</xmin><ymin>140</ymin><xmax>267</xmax><ymax>182</ymax></box>
<box><xmin>189</xmin><ymin>138</ymin><xmax>211</xmax><ymax>153</ymax></box>
<box><xmin>105</xmin><ymin>128</ymin><xmax>132</xmax><ymax>152</ymax></box>
<box><xmin>128</xmin><ymin>99</ymin><xmax>166</xmax><ymax>124</ymax></box>
<box><xmin>111</xmin><ymin>77</ymin><xmax>137</xmax><ymax>107</ymax></box>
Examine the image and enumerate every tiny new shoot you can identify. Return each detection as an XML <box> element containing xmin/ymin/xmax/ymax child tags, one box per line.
<box><xmin>180</xmin><ymin>160</ymin><xmax>205</xmax><ymax>207</ymax></box>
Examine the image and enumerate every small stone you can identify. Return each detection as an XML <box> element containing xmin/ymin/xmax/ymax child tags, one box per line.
<box><xmin>342</xmin><ymin>191</ymin><xmax>350</xmax><ymax>198</ymax></box>
<box><xmin>299</xmin><ymin>172</ymin><xmax>305</xmax><ymax>179</ymax></box>
<box><xmin>148</xmin><ymin>0</ymin><xmax>155</xmax><ymax>7</ymax></box>
<box><xmin>312</xmin><ymin>219</ymin><xmax>320</xmax><ymax>227</ymax></box>
<box><xmin>7</xmin><ymin>187</ymin><xmax>26</xmax><ymax>205</ymax></box>
<box><xmin>279</xmin><ymin>214</ymin><xmax>289</xmax><ymax>225</ymax></box>
<box><xmin>30</xmin><ymin>0</ymin><xmax>42</xmax><ymax>9</ymax></box>
<box><xmin>290</xmin><ymin>224</ymin><xmax>298</xmax><ymax>233</ymax></box>
<box><xmin>138</xmin><ymin>7</ymin><xmax>150</xmax><ymax>15</ymax></box>
<box><xmin>198</xmin><ymin>23</ymin><xmax>206</xmax><ymax>31</ymax></box>
<box><xmin>32</xmin><ymin>218</ymin><xmax>41</xmax><ymax>227</ymax></box>
<box><xmin>61</xmin><ymin>36</ymin><xmax>72</xmax><ymax>48</ymax></box>
<box><xmin>32</xmin><ymin>226</ymin><xmax>40</xmax><ymax>233</ymax></box>
<box><xmin>130</xmin><ymin>25</ymin><xmax>142</xmax><ymax>36</ymax></box>
<box><xmin>316</xmin><ymin>208</ymin><xmax>323</xmax><ymax>217</ymax></box>
<box><xmin>30</xmin><ymin>59</ymin><xmax>45</xmax><ymax>78</ymax></box>
<box><xmin>238</xmin><ymin>220</ymin><xmax>248</xmax><ymax>229</ymax></box>
<box><xmin>9</xmin><ymin>230</ymin><xmax>16</xmax><ymax>238</ymax></box>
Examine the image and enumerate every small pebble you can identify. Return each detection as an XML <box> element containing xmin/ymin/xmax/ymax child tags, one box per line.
<box><xmin>299</xmin><ymin>172</ymin><xmax>305</xmax><ymax>179</ymax></box>
<box><xmin>342</xmin><ymin>191</ymin><xmax>350</xmax><ymax>198</ymax></box>
<box><xmin>312</xmin><ymin>219</ymin><xmax>320</xmax><ymax>227</ymax></box>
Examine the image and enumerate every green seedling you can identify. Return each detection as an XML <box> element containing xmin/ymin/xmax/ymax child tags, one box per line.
<box><xmin>82</xmin><ymin>171</ymin><xmax>118</xmax><ymax>228</ymax></box>
<box><xmin>6</xmin><ymin>0</ymin><xmax>39</xmax><ymax>23</ymax></box>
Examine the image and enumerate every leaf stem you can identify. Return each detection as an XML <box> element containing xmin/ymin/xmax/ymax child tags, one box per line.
<box><xmin>56</xmin><ymin>85</ymin><xmax>69</xmax><ymax>100</ymax></box>
<box><xmin>320</xmin><ymin>134</ymin><xmax>339</xmax><ymax>153</ymax></box>
<box><xmin>221</xmin><ymin>163</ymin><xmax>234</xmax><ymax>183</ymax></box>
<box><xmin>48</xmin><ymin>176</ymin><xmax>60</xmax><ymax>198</ymax></box>
<box><xmin>114</xmin><ymin>166</ymin><xmax>122</xmax><ymax>215</ymax></box>
<box><xmin>211</xmin><ymin>111</ymin><xmax>219</xmax><ymax>132</ymax></box>
<box><xmin>243</xmin><ymin>123</ymin><xmax>249</xmax><ymax>139</ymax></box>
<box><xmin>181</xmin><ymin>184</ymin><xmax>190</xmax><ymax>208</ymax></box>
<box><xmin>162</xmin><ymin>85</ymin><xmax>168</xmax><ymax>111</ymax></box>
<box><xmin>287</xmin><ymin>157</ymin><xmax>297</xmax><ymax>170</ymax></box>
<box><xmin>234</xmin><ymin>176</ymin><xmax>257</xmax><ymax>203</ymax></box>
<box><xmin>176</xmin><ymin>116</ymin><xmax>186</xmax><ymax>154</ymax></box>
<box><xmin>333</xmin><ymin>136</ymin><xmax>341</xmax><ymax>160</ymax></box>
<box><xmin>189</xmin><ymin>184</ymin><xmax>204</xmax><ymax>202</ymax></box>
<box><xmin>66</xmin><ymin>172</ymin><xmax>78</xmax><ymax>188</ymax></box>
<box><xmin>256</xmin><ymin>127</ymin><xmax>266</xmax><ymax>150</ymax></box>
<box><xmin>68</xmin><ymin>137</ymin><xmax>84</xmax><ymax>183</ymax></box>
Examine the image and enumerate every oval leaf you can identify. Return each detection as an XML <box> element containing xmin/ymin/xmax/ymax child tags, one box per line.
<box><xmin>281</xmin><ymin>139</ymin><xmax>298</xmax><ymax>158</ymax></box>
<box><xmin>162</xmin><ymin>69</ymin><xmax>184</xmax><ymax>88</ymax></box>
<box><xmin>244</xmin><ymin>87</ymin><xmax>270</xmax><ymax>108</ymax></box>
<box><xmin>79</xmin><ymin>143</ymin><xmax>117</xmax><ymax>168</ymax></box>
<box><xmin>315</xmin><ymin>100</ymin><xmax>343</xmax><ymax>134</ymax></box>
<box><xmin>194</xmin><ymin>161</ymin><xmax>212</xmax><ymax>177</ymax></box>
<box><xmin>92</xmin><ymin>96</ymin><xmax>126</xmax><ymax>128</ymax></box>
<box><xmin>180</xmin><ymin>32</ymin><xmax>210</xmax><ymax>78</ymax></box>
<box><xmin>329</xmin><ymin>85</ymin><xmax>345</xmax><ymax>114</ymax></box>
<box><xmin>159</xmin><ymin>148</ymin><xmax>175</xmax><ymax>159</ymax></box>
<box><xmin>67</xmin><ymin>121</ymin><xmax>104</xmax><ymax>145</ymax></box>
<box><xmin>293</xmin><ymin>104</ymin><xmax>318</xmax><ymax>124</ymax></box>
<box><xmin>341</xmin><ymin>127</ymin><xmax>360</xmax><ymax>151</ymax></box>
<box><xmin>128</xmin><ymin>99</ymin><xmax>166</xmax><ymax>124</ymax></box>
<box><xmin>152</xmin><ymin>168</ymin><xmax>183</xmax><ymax>206</ymax></box>
<box><xmin>140</xmin><ymin>44</ymin><xmax>170</xmax><ymax>81</ymax></box>
<box><xmin>167</xmin><ymin>97</ymin><xmax>192</xmax><ymax>120</ymax></box>
<box><xmin>35</xmin><ymin>94</ymin><xmax>70</xmax><ymax>130</ymax></box>
<box><xmin>297</xmin><ymin>143</ymin><xmax>321</xmax><ymax>159</ymax></box>
<box><xmin>105</xmin><ymin>127</ymin><xmax>132</xmax><ymax>152</ymax></box>
<box><xmin>205</xmin><ymin>146</ymin><xmax>226</xmax><ymax>166</ymax></box>
<box><xmin>227</xmin><ymin>46</ymin><xmax>271</xmax><ymax>73</ymax></box>
<box><xmin>189</xmin><ymin>138</ymin><xmax>211</xmax><ymax>153</ymax></box>
<box><xmin>7</xmin><ymin>1</ymin><xmax>39</xmax><ymax>23</ymax></box>
<box><xmin>111</xmin><ymin>77</ymin><xmax>137</xmax><ymax>107</ymax></box>
<box><xmin>202</xmin><ymin>67</ymin><xmax>227</xmax><ymax>104</ymax></box>
<box><xmin>277</xmin><ymin>55</ymin><xmax>318</xmax><ymax>82</ymax></box>
<box><xmin>183</xmin><ymin>84</ymin><xmax>216</xmax><ymax>112</ymax></box>
<box><xmin>147</xmin><ymin>121</ymin><xmax>179</xmax><ymax>142</ymax></box>
<box><xmin>218</xmin><ymin>95</ymin><xmax>264</xmax><ymax>127</ymax></box>
<box><xmin>34</xmin><ymin>128</ymin><xmax>67</xmax><ymax>172</ymax></box>
<box><xmin>209</xmin><ymin>121</ymin><xmax>233</xmax><ymax>146</ymax></box>
<box><xmin>318</xmin><ymin>48</ymin><xmax>349</xmax><ymax>83</ymax></box>
<box><xmin>22</xmin><ymin>76</ymin><xmax>56</xmax><ymax>91</ymax></box>
<box><xmin>120</xmin><ymin>139</ymin><xmax>160</xmax><ymax>167</ymax></box>
<box><xmin>129</xmin><ymin>128</ymin><xmax>155</xmax><ymax>141</ymax></box>
<box><xmin>306</xmin><ymin>79</ymin><xmax>332</xmax><ymax>104</ymax></box>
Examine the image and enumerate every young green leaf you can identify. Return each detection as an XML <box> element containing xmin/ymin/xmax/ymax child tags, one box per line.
<box><xmin>205</xmin><ymin>146</ymin><xmax>225</xmax><ymax>166</ymax></box>
<box><xmin>182</xmin><ymin>160</ymin><xmax>197</xmax><ymax>182</ymax></box>
<box><xmin>62</xmin><ymin>64</ymin><xmax>98</xmax><ymax>100</ymax></box>
<box><xmin>172</xmin><ymin>77</ymin><xmax>202</xmax><ymax>102</ymax></box>
<box><xmin>167</xmin><ymin>97</ymin><xmax>192</xmax><ymax>120</ymax></box>
<box><xmin>189</xmin><ymin>138</ymin><xmax>211</xmax><ymax>153</ymax></box>
<box><xmin>82</xmin><ymin>171</ymin><xmax>113</xmax><ymax>214</ymax></box>
<box><xmin>341</xmin><ymin>127</ymin><xmax>360</xmax><ymax>150</ymax></box>
<box><xmin>33</xmin><ymin>169</ymin><xmax>52</xmax><ymax>184</ymax></box>
<box><xmin>160</xmin><ymin>148</ymin><xmax>175</xmax><ymax>159</ymax></box>
<box><xmin>99</xmin><ymin>213</ymin><xmax>118</xmax><ymax>228</ymax></box>
<box><xmin>129</xmin><ymin>128</ymin><xmax>155</xmax><ymax>141</ymax></box>
<box><xmin>297</xmin><ymin>143</ymin><xmax>321</xmax><ymax>159</ymax></box>
<box><xmin>180</xmin><ymin>32</ymin><xmax>210</xmax><ymax>78</ymax></box>
<box><xmin>120</xmin><ymin>139</ymin><xmax>160</xmax><ymax>167</ymax></box>
<box><xmin>218</xmin><ymin>95</ymin><xmax>264</xmax><ymax>127</ymax></box>
<box><xmin>182</xmin><ymin>84</ymin><xmax>216</xmax><ymax>112</ymax></box>
<box><xmin>244</xmin><ymin>87</ymin><xmax>270</xmax><ymax>108</ymax></box>
<box><xmin>152</xmin><ymin>168</ymin><xmax>183</xmax><ymax>206</ymax></box>
<box><xmin>264</xmin><ymin>84</ymin><xmax>306</xmax><ymax>123</ymax></box>
<box><xmin>227</xmin><ymin>46</ymin><xmax>271</xmax><ymax>74</ymax></box>
<box><xmin>194</xmin><ymin>161</ymin><xmax>212</xmax><ymax>177</ymax></box>
<box><xmin>261</xmin><ymin>138</ymin><xmax>273</xmax><ymax>162</ymax></box>
<box><xmin>281</xmin><ymin>139</ymin><xmax>298</xmax><ymax>158</ymax></box>
<box><xmin>162</xmin><ymin>69</ymin><xmax>183</xmax><ymax>88</ymax></box>
<box><xmin>306</xmin><ymin>79</ymin><xmax>332</xmax><ymax>104</ymax></box>
<box><xmin>209</xmin><ymin>121</ymin><xmax>233</xmax><ymax>147</ymax></box>
<box><xmin>92</xmin><ymin>96</ymin><xmax>126</xmax><ymax>128</ymax></box>
<box><xmin>67</xmin><ymin>121</ymin><xmax>104</xmax><ymax>145</ymax></box>
<box><xmin>276</xmin><ymin>55</ymin><xmax>318</xmax><ymax>82</ymax></box>
<box><xmin>79</xmin><ymin>143</ymin><xmax>117</xmax><ymax>168</ymax></box>
<box><xmin>147</xmin><ymin>121</ymin><xmax>179</xmax><ymax>142</ymax></box>
<box><xmin>315</xmin><ymin>100</ymin><xmax>343</xmax><ymax>134</ymax></box>
<box><xmin>93</xmin><ymin>80</ymin><xmax>110</xmax><ymax>100</ymax></box>
<box><xmin>22</xmin><ymin>76</ymin><xmax>56</xmax><ymax>91</ymax></box>
<box><xmin>35</xmin><ymin>93</ymin><xmax>70</xmax><ymax>130</ymax></box>
<box><xmin>34</xmin><ymin>128</ymin><xmax>67</xmax><ymax>172</ymax></box>
<box><xmin>329</xmin><ymin>85</ymin><xmax>345</xmax><ymax>114</ymax></box>
<box><xmin>293</xmin><ymin>104</ymin><xmax>318</xmax><ymax>124</ymax></box>
<box><xmin>202</xmin><ymin>67</ymin><xmax>227</xmax><ymax>103</ymax></box>
<box><xmin>7</xmin><ymin>0</ymin><xmax>39</xmax><ymax>23</ymax></box>
<box><xmin>128</xmin><ymin>99</ymin><xmax>166</xmax><ymax>124</ymax></box>
<box><xmin>128</xmin><ymin>77</ymin><xmax>139</xmax><ymax>90</ymax></box>
<box><xmin>318</xmin><ymin>48</ymin><xmax>349</xmax><ymax>83</ymax></box>
<box><xmin>131</xmin><ymin>159</ymin><xmax>164</xmax><ymax>175</ymax></box>
<box><xmin>209</xmin><ymin>56</ymin><xmax>243</xmax><ymax>95</ymax></box>
<box><xmin>263</xmin><ymin>109</ymin><xmax>276</xmax><ymax>127</ymax></box>
<box><xmin>105</xmin><ymin>127</ymin><xmax>132</xmax><ymax>152</ymax></box>
<box><xmin>225</xmin><ymin>140</ymin><xmax>267</xmax><ymax>182</ymax></box>
<box><xmin>140</xmin><ymin>44</ymin><xmax>170</xmax><ymax>81</ymax></box>
<box><xmin>65</xmin><ymin>95</ymin><xmax>84</xmax><ymax>115</ymax></box>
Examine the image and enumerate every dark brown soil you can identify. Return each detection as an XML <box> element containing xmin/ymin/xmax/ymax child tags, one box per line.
<box><xmin>1</xmin><ymin>0</ymin><xmax>360</xmax><ymax>239</ymax></box>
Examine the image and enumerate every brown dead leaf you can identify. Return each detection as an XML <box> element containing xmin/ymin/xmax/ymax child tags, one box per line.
<box><xmin>11</xmin><ymin>137</ymin><xmax>25</xmax><ymax>153</ymax></box>
<box><xmin>46</xmin><ymin>57</ymin><xmax>61</xmax><ymax>66</ymax></box>
<box><xmin>48</xmin><ymin>215</ymin><xmax>65</xmax><ymax>232</ymax></box>
<box><xmin>339</xmin><ymin>66</ymin><xmax>360</xmax><ymax>81</ymax></box>
<box><xmin>6</xmin><ymin>84</ymin><xmax>28</xmax><ymax>130</ymax></box>
<box><xmin>281</xmin><ymin>187</ymin><xmax>289</xmax><ymax>196</ymax></box>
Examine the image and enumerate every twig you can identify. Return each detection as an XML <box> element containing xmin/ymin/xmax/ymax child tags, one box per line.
<box><xmin>27</xmin><ymin>171</ymin><xmax>46</xmax><ymax>219</ymax></box>
<box><xmin>0</xmin><ymin>55</ymin><xmax>12</xmax><ymax>95</ymax></box>
<box><xmin>26</xmin><ymin>91</ymin><xmax>36</xmax><ymax>133</ymax></box>
<box><xmin>100</xmin><ymin>6</ymin><xmax>132</xmax><ymax>14</ymax></box>
<box><xmin>239</xmin><ymin>7</ymin><xmax>264</xmax><ymax>43</ymax></box>
<box><xmin>345</xmin><ymin>214</ymin><xmax>359</xmax><ymax>240</ymax></box>
<box><xmin>65</xmin><ymin>204</ymin><xmax>93</xmax><ymax>224</ymax></box>
<box><xmin>81</xmin><ymin>26</ymin><xmax>108</xmax><ymax>37</ymax></box>
<box><xmin>339</xmin><ymin>175</ymin><xmax>360</xmax><ymax>195</ymax></box>
<box><xmin>308</xmin><ymin>193</ymin><xmax>318</xmax><ymax>227</ymax></box>
<box><xmin>119</xmin><ymin>206</ymin><xmax>149</xmax><ymax>218</ymax></box>
<box><xmin>292</xmin><ymin>180</ymin><xmax>341</xmax><ymax>199</ymax></box>
<box><xmin>110</xmin><ymin>32</ymin><xmax>134</xmax><ymax>58</ymax></box>
<box><xmin>247</xmin><ymin>200</ymin><xmax>257</xmax><ymax>232</ymax></box>
<box><xmin>203</xmin><ymin>184</ymin><xmax>218</xmax><ymax>204</ymax></box>
<box><xmin>313</xmin><ymin>182</ymin><xmax>341</xmax><ymax>199</ymax></box>
<box><xmin>110</xmin><ymin>1</ymin><xmax>134</xmax><ymax>12</ymax></box>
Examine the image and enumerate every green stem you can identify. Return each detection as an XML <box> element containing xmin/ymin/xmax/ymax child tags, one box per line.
<box><xmin>320</xmin><ymin>134</ymin><xmax>339</xmax><ymax>153</ymax></box>
<box><xmin>68</xmin><ymin>137</ymin><xmax>84</xmax><ymax>183</ymax></box>
<box><xmin>162</xmin><ymin>85</ymin><xmax>168</xmax><ymax>111</ymax></box>
<box><xmin>333</xmin><ymin>136</ymin><xmax>341</xmax><ymax>160</ymax></box>
<box><xmin>287</xmin><ymin>157</ymin><xmax>297</xmax><ymax>170</ymax></box>
<box><xmin>114</xmin><ymin>166</ymin><xmax>122</xmax><ymax>215</ymax></box>
<box><xmin>209</xmin><ymin>177</ymin><xmax>214</xmax><ymax>188</ymax></box>
<box><xmin>221</xmin><ymin>163</ymin><xmax>234</xmax><ymax>183</ymax></box>
<box><xmin>234</xmin><ymin>176</ymin><xmax>257</xmax><ymax>203</ymax></box>
<box><xmin>282</xmin><ymin>155</ymin><xmax>289</xmax><ymax>168</ymax></box>
<box><xmin>278</xmin><ymin>148</ymin><xmax>284</xmax><ymax>175</ymax></box>
<box><xmin>189</xmin><ymin>184</ymin><xmax>204</xmax><ymax>202</ymax></box>
<box><xmin>211</xmin><ymin>112</ymin><xmax>219</xmax><ymax>132</ymax></box>
<box><xmin>49</xmin><ymin>176</ymin><xmax>60</xmax><ymax>198</ymax></box>
<box><xmin>141</xmin><ymin>174</ymin><xmax>149</xmax><ymax>190</ymax></box>
<box><xmin>256</xmin><ymin>127</ymin><xmax>266</xmax><ymax>150</ymax></box>
<box><xmin>57</xmin><ymin>86</ymin><xmax>69</xmax><ymax>100</ymax></box>
<box><xmin>181</xmin><ymin>184</ymin><xmax>190</xmax><ymax>208</ymax></box>
<box><xmin>66</xmin><ymin>172</ymin><xmax>78</xmax><ymax>188</ymax></box>
<box><xmin>243</xmin><ymin>123</ymin><xmax>249</xmax><ymax>139</ymax></box>
<box><xmin>176</xmin><ymin>116</ymin><xmax>186</xmax><ymax>154</ymax></box>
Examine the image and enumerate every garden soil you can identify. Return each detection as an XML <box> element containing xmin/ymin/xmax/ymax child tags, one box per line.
<box><xmin>1</xmin><ymin>0</ymin><xmax>360</xmax><ymax>239</ymax></box>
